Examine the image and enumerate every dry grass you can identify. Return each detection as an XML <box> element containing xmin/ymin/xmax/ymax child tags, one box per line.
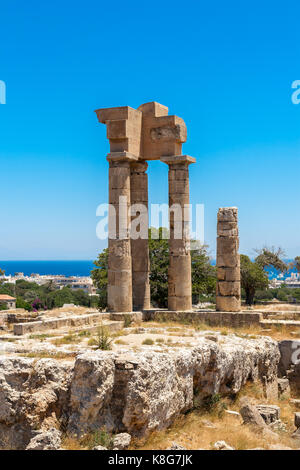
<box><xmin>61</xmin><ymin>436</ymin><xmax>83</xmax><ymax>450</ymax></box>
<box><xmin>111</xmin><ymin>329</ymin><xmax>130</xmax><ymax>338</ymax></box>
<box><xmin>22</xmin><ymin>351</ymin><xmax>76</xmax><ymax>360</ymax></box>
<box><xmin>62</xmin><ymin>430</ymin><xmax>113</xmax><ymax>450</ymax></box>
<box><xmin>131</xmin><ymin>414</ymin><xmax>266</xmax><ymax>450</ymax></box>
<box><xmin>142</xmin><ymin>338</ymin><xmax>154</xmax><ymax>345</ymax></box>
<box><xmin>144</xmin><ymin>320</ymin><xmax>299</xmax><ymax>341</ymax></box>
<box><xmin>131</xmin><ymin>382</ymin><xmax>300</xmax><ymax>450</ymax></box>
<box><xmin>114</xmin><ymin>339</ymin><xmax>128</xmax><ymax>345</ymax></box>
<box><xmin>51</xmin><ymin>333</ymin><xmax>79</xmax><ymax>346</ymax></box>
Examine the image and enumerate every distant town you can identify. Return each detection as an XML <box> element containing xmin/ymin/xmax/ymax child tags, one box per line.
<box><xmin>270</xmin><ymin>271</ymin><xmax>300</xmax><ymax>289</ymax></box>
<box><xmin>0</xmin><ymin>272</ymin><xmax>97</xmax><ymax>295</ymax></box>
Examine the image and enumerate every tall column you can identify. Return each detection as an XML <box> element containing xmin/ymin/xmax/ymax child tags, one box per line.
<box><xmin>216</xmin><ymin>207</ymin><xmax>241</xmax><ymax>312</ymax></box>
<box><xmin>130</xmin><ymin>161</ymin><xmax>151</xmax><ymax>310</ymax></box>
<box><xmin>95</xmin><ymin>106</ymin><xmax>142</xmax><ymax>313</ymax></box>
<box><xmin>107</xmin><ymin>153</ymin><xmax>138</xmax><ymax>312</ymax></box>
<box><xmin>161</xmin><ymin>155</ymin><xmax>196</xmax><ymax>311</ymax></box>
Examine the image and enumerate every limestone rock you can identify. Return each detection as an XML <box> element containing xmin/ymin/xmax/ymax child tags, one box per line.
<box><xmin>256</xmin><ymin>405</ymin><xmax>280</xmax><ymax>425</ymax></box>
<box><xmin>278</xmin><ymin>378</ymin><xmax>290</xmax><ymax>398</ymax></box>
<box><xmin>0</xmin><ymin>357</ymin><xmax>73</xmax><ymax>450</ymax></box>
<box><xmin>269</xmin><ymin>420</ymin><xmax>287</xmax><ymax>433</ymax></box>
<box><xmin>112</xmin><ymin>433</ymin><xmax>131</xmax><ymax>450</ymax></box>
<box><xmin>294</xmin><ymin>412</ymin><xmax>300</xmax><ymax>429</ymax></box>
<box><xmin>214</xmin><ymin>440</ymin><xmax>234</xmax><ymax>450</ymax></box>
<box><xmin>0</xmin><ymin>334</ymin><xmax>280</xmax><ymax>448</ymax></box>
<box><xmin>26</xmin><ymin>428</ymin><xmax>61</xmax><ymax>450</ymax></box>
<box><xmin>292</xmin><ymin>428</ymin><xmax>300</xmax><ymax>441</ymax></box>
<box><xmin>290</xmin><ymin>399</ymin><xmax>300</xmax><ymax>410</ymax></box>
<box><xmin>240</xmin><ymin>403</ymin><xmax>267</xmax><ymax>428</ymax></box>
<box><xmin>93</xmin><ymin>445</ymin><xmax>108</xmax><ymax>450</ymax></box>
<box><xmin>278</xmin><ymin>340</ymin><xmax>300</xmax><ymax>376</ymax></box>
<box><xmin>67</xmin><ymin>351</ymin><xmax>116</xmax><ymax>435</ymax></box>
<box><xmin>201</xmin><ymin>419</ymin><xmax>217</xmax><ymax>428</ymax></box>
<box><xmin>167</xmin><ymin>442</ymin><xmax>186</xmax><ymax>450</ymax></box>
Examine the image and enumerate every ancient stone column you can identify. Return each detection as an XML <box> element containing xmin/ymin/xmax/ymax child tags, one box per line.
<box><xmin>95</xmin><ymin>106</ymin><xmax>142</xmax><ymax>312</ymax></box>
<box><xmin>130</xmin><ymin>161</ymin><xmax>151</xmax><ymax>310</ymax></box>
<box><xmin>216</xmin><ymin>207</ymin><xmax>241</xmax><ymax>312</ymax></box>
<box><xmin>106</xmin><ymin>153</ymin><xmax>137</xmax><ymax>312</ymax></box>
<box><xmin>161</xmin><ymin>155</ymin><xmax>196</xmax><ymax>311</ymax></box>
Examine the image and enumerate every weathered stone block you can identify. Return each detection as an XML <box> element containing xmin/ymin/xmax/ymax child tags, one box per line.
<box><xmin>216</xmin><ymin>296</ymin><xmax>241</xmax><ymax>312</ymax></box>
<box><xmin>256</xmin><ymin>405</ymin><xmax>280</xmax><ymax>424</ymax></box>
<box><xmin>218</xmin><ymin>207</ymin><xmax>238</xmax><ymax>222</ymax></box>
<box><xmin>277</xmin><ymin>378</ymin><xmax>290</xmax><ymax>397</ymax></box>
<box><xmin>217</xmin><ymin>237</ymin><xmax>239</xmax><ymax>255</ymax></box>
<box><xmin>218</xmin><ymin>281</ymin><xmax>240</xmax><ymax>297</ymax></box>
<box><xmin>295</xmin><ymin>412</ymin><xmax>300</xmax><ymax>429</ymax></box>
<box><xmin>217</xmin><ymin>253</ymin><xmax>239</xmax><ymax>268</ymax></box>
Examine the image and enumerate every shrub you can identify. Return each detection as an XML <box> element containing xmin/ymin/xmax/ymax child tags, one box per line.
<box><xmin>80</xmin><ymin>429</ymin><xmax>113</xmax><ymax>450</ymax></box>
<box><xmin>193</xmin><ymin>393</ymin><xmax>227</xmax><ymax>417</ymax></box>
<box><xmin>142</xmin><ymin>338</ymin><xmax>154</xmax><ymax>345</ymax></box>
<box><xmin>124</xmin><ymin>314</ymin><xmax>132</xmax><ymax>328</ymax></box>
<box><xmin>89</xmin><ymin>325</ymin><xmax>112</xmax><ymax>350</ymax></box>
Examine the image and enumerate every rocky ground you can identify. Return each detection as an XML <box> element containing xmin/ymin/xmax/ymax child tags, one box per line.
<box><xmin>0</xmin><ymin>306</ymin><xmax>299</xmax><ymax>450</ymax></box>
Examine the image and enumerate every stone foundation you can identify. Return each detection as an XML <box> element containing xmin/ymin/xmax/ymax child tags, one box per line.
<box><xmin>14</xmin><ymin>312</ymin><xmax>111</xmax><ymax>335</ymax></box>
<box><xmin>145</xmin><ymin>309</ymin><xmax>262</xmax><ymax>327</ymax></box>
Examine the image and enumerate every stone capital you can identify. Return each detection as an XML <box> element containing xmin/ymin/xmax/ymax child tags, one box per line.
<box><xmin>106</xmin><ymin>152</ymin><xmax>139</xmax><ymax>163</ymax></box>
<box><xmin>160</xmin><ymin>155</ymin><xmax>196</xmax><ymax>166</ymax></box>
<box><xmin>95</xmin><ymin>106</ymin><xmax>142</xmax><ymax>157</ymax></box>
<box><xmin>130</xmin><ymin>161</ymin><xmax>148</xmax><ymax>173</ymax></box>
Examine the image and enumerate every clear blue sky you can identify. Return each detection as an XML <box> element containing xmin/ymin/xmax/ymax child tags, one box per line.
<box><xmin>0</xmin><ymin>0</ymin><xmax>300</xmax><ymax>260</ymax></box>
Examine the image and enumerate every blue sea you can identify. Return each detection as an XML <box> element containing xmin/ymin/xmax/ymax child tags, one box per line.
<box><xmin>0</xmin><ymin>259</ymin><xmax>296</xmax><ymax>279</ymax></box>
<box><xmin>0</xmin><ymin>260</ymin><xmax>95</xmax><ymax>277</ymax></box>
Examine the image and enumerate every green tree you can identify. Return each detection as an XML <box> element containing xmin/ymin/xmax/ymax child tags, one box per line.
<box><xmin>92</xmin><ymin>228</ymin><xmax>216</xmax><ymax>309</ymax></box>
<box><xmin>91</xmin><ymin>248</ymin><xmax>108</xmax><ymax>309</ymax></box>
<box><xmin>149</xmin><ymin>227</ymin><xmax>169</xmax><ymax>308</ymax></box>
<box><xmin>240</xmin><ymin>255</ymin><xmax>269</xmax><ymax>305</ymax></box>
<box><xmin>294</xmin><ymin>256</ymin><xmax>300</xmax><ymax>273</ymax></box>
<box><xmin>0</xmin><ymin>268</ymin><xmax>5</xmax><ymax>286</ymax></box>
<box><xmin>48</xmin><ymin>286</ymin><xmax>74</xmax><ymax>308</ymax></box>
<box><xmin>16</xmin><ymin>297</ymin><xmax>33</xmax><ymax>311</ymax></box>
<box><xmin>255</xmin><ymin>246</ymin><xmax>288</xmax><ymax>272</ymax></box>
<box><xmin>191</xmin><ymin>243</ymin><xmax>216</xmax><ymax>303</ymax></box>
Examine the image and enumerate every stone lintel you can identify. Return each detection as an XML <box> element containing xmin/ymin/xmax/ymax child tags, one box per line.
<box><xmin>107</xmin><ymin>152</ymin><xmax>139</xmax><ymax>163</ymax></box>
<box><xmin>95</xmin><ymin>106</ymin><xmax>140</xmax><ymax>124</ymax></box>
<box><xmin>161</xmin><ymin>155</ymin><xmax>196</xmax><ymax>165</ymax></box>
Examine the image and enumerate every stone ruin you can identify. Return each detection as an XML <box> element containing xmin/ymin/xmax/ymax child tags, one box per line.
<box><xmin>216</xmin><ymin>207</ymin><xmax>241</xmax><ymax>312</ymax></box>
<box><xmin>95</xmin><ymin>102</ymin><xmax>195</xmax><ymax>313</ymax></box>
<box><xmin>95</xmin><ymin>101</ymin><xmax>241</xmax><ymax>313</ymax></box>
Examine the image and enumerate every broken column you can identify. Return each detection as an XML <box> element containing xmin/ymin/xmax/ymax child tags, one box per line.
<box><xmin>161</xmin><ymin>155</ymin><xmax>195</xmax><ymax>311</ymax></box>
<box><xmin>216</xmin><ymin>207</ymin><xmax>241</xmax><ymax>312</ymax></box>
<box><xmin>95</xmin><ymin>106</ymin><xmax>142</xmax><ymax>312</ymax></box>
<box><xmin>130</xmin><ymin>161</ymin><xmax>151</xmax><ymax>310</ymax></box>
